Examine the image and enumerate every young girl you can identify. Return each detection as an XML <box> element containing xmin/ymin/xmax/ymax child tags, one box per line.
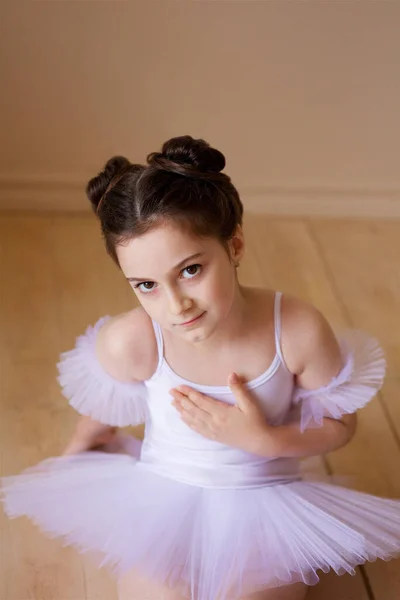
<box><xmin>2</xmin><ymin>136</ymin><xmax>400</xmax><ymax>600</ymax></box>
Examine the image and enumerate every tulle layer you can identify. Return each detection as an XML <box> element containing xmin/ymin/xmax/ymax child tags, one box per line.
<box><xmin>57</xmin><ymin>317</ymin><xmax>148</xmax><ymax>427</ymax></box>
<box><xmin>293</xmin><ymin>331</ymin><xmax>386</xmax><ymax>431</ymax></box>
<box><xmin>2</xmin><ymin>450</ymin><xmax>400</xmax><ymax>600</ymax></box>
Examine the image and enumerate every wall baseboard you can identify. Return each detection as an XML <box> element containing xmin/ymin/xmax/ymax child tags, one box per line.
<box><xmin>241</xmin><ymin>186</ymin><xmax>400</xmax><ymax>218</ymax></box>
<box><xmin>0</xmin><ymin>177</ymin><xmax>87</xmax><ymax>212</ymax></box>
<box><xmin>1</xmin><ymin>177</ymin><xmax>399</xmax><ymax>218</ymax></box>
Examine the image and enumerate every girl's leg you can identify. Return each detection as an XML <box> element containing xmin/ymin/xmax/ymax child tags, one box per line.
<box><xmin>240</xmin><ymin>583</ymin><xmax>308</xmax><ymax>600</ymax></box>
<box><xmin>117</xmin><ymin>570</ymin><xmax>188</xmax><ymax>600</ymax></box>
<box><xmin>118</xmin><ymin>570</ymin><xmax>308</xmax><ymax>600</ymax></box>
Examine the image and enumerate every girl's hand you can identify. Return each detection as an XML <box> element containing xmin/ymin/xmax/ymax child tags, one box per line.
<box><xmin>62</xmin><ymin>417</ymin><xmax>118</xmax><ymax>456</ymax></box>
<box><xmin>170</xmin><ymin>373</ymin><xmax>278</xmax><ymax>456</ymax></box>
<box><xmin>62</xmin><ymin>429</ymin><xmax>117</xmax><ymax>455</ymax></box>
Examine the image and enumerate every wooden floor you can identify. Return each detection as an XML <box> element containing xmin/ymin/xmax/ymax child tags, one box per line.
<box><xmin>0</xmin><ymin>213</ymin><xmax>399</xmax><ymax>600</ymax></box>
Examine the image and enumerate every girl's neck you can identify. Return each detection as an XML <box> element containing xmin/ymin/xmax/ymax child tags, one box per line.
<box><xmin>188</xmin><ymin>285</ymin><xmax>266</xmax><ymax>354</ymax></box>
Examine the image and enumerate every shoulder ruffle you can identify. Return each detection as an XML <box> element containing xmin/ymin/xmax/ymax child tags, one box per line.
<box><xmin>57</xmin><ymin>317</ymin><xmax>148</xmax><ymax>427</ymax></box>
<box><xmin>293</xmin><ymin>331</ymin><xmax>386</xmax><ymax>432</ymax></box>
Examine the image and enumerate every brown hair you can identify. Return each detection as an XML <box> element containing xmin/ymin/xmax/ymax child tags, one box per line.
<box><xmin>86</xmin><ymin>135</ymin><xmax>244</xmax><ymax>264</ymax></box>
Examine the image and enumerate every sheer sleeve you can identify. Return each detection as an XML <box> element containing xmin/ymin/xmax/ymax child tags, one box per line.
<box><xmin>57</xmin><ymin>317</ymin><xmax>148</xmax><ymax>427</ymax></box>
<box><xmin>293</xmin><ymin>331</ymin><xmax>386</xmax><ymax>432</ymax></box>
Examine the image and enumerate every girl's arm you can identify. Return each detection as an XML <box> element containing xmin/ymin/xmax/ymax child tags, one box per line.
<box><xmin>62</xmin><ymin>417</ymin><xmax>117</xmax><ymax>455</ymax></box>
<box><xmin>258</xmin><ymin>297</ymin><xmax>380</xmax><ymax>458</ymax></box>
<box><xmin>258</xmin><ymin>413</ymin><xmax>358</xmax><ymax>459</ymax></box>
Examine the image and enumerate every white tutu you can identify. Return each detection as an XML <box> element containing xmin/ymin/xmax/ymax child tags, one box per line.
<box><xmin>2</xmin><ymin>442</ymin><xmax>400</xmax><ymax>600</ymax></box>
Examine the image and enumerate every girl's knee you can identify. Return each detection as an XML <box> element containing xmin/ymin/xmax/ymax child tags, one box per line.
<box><xmin>118</xmin><ymin>571</ymin><xmax>308</xmax><ymax>600</ymax></box>
<box><xmin>117</xmin><ymin>570</ymin><xmax>187</xmax><ymax>600</ymax></box>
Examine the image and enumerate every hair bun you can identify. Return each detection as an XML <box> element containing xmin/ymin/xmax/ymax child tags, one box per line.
<box><xmin>148</xmin><ymin>135</ymin><xmax>226</xmax><ymax>176</ymax></box>
<box><xmin>86</xmin><ymin>156</ymin><xmax>132</xmax><ymax>209</ymax></box>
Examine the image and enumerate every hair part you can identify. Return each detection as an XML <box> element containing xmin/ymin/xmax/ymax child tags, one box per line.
<box><xmin>86</xmin><ymin>135</ymin><xmax>244</xmax><ymax>264</ymax></box>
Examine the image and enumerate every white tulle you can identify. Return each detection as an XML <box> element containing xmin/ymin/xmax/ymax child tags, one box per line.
<box><xmin>2</xmin><ymin>446</ymin><xmax>400</xmax><ymax>600</ymax></box>
<box><xmin>293</xmin><ymin>331</ymin><xmax>386</xmax><ymax>432</ymax></box>
<box><xmin>2</xmin><ymin>323</ymin><xmax>398</xmax><ymax>600</ymax></box>
<box><xmin>57</xmin><ymin>317</ymin><xmax>148</xmax><ymax>427</ymax></box>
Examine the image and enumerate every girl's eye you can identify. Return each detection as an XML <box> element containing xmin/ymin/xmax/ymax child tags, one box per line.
<box><xmin>182</xmin><ymin>264</ymin><xmax>201</xmax><ymax>279</ymax></box>
<box><xmin>136</xmin><ymin>281</ymin><xmax>156</xmax><ymax>294</ymax></box>
<box><xmin>134</xmin><ymin>264</ymin><xmax>201</xmax><ymax>293</ymax></box>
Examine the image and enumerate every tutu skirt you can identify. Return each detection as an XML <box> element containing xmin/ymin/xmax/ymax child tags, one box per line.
<box><xmin>2</xmin><ymin>439</ymin><xmax>400</xmax><ymax>600</ymax></box>
<box><xmin>2</xmin><ymin>326</ymin><xmax>397</xmax><ymax>599</ymax></box>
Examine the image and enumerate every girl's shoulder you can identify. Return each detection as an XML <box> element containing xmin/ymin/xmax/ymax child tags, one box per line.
<box><xmin>246</xmin><ymin>287</ymin><xmax>334</xmax><ymax>373</ymax></box>
<box><xmin>57</xmin><ymin>307</ymin><xmax>156</xmax><ymax>426</ymax></box>
<box><xmin>279</xmin><ymin>292</ymin><xmax>340</xmax><ymax>377</ymax></box>
<box><xmin>95</xmin><ymin>306</ymin><xmax>158</xmax><ymax>383</ymax></box>
<box><xmin>249</xmin><ymin>287</ymin><xmax>325</xmax><ymax>338</ymax></box>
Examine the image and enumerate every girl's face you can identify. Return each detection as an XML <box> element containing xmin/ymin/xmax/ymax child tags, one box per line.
<box><xmin>116</xmin><ymin>221</ymin><xmax>244</xmax><ymax>343</ymax></box>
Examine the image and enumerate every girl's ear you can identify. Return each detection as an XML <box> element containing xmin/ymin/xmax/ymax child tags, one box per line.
<box><xmin>228</xmin><ymin>226</ymin><xmax>245</xmax><ymax>267</ymax></box>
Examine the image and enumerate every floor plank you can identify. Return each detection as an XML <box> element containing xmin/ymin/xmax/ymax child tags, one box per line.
<box><xmin>308</xmin><ymin>219</ymin><xmax>400</xmax><ymax>599</ymax></box>
<box><xmin>0</xmin><ymin>216</ymin><xmax>87</xmax><ymax>599</ymax></box>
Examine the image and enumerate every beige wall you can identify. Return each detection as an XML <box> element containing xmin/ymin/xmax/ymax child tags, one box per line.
<box><xmin>1</xmin><ymin>1</ymin><xmax>400</xmax><ymax>216</ymax></box>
